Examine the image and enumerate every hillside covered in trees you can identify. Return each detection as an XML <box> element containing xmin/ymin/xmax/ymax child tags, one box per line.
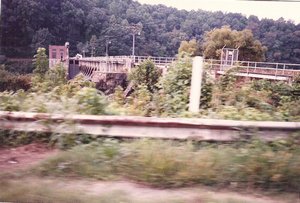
<box><xmin>1</xmin><ymin>0</ymin><xmax>300</xmax><ymax>63</ymax></box>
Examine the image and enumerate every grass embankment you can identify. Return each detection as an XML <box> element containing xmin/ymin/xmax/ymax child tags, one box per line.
<box><xmin>33</xmin><ymin>138</ymin><xmax>300</xmax><ymax>191</ymax></box>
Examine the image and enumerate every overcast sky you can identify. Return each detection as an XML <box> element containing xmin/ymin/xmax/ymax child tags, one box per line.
<box><xmin>136</xmin><ymin>0</ymin><xmax>300</xmax><ymax>24</ymax></box>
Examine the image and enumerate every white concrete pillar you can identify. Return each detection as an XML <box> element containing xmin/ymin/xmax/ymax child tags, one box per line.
<box><xmin>189</xmin><ymin>56</ymin><xmax>203</xmax><ymax>113</ymax></box>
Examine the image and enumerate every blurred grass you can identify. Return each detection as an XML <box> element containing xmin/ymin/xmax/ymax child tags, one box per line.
<box><xmin>0</xmin><ymin>179</ymin><xmax>100</xmax><ymax>203</ymax></box>
<box><xmin>33</xmin><ymin>138</ymin><xmax>300</xmax><ymax>192</ymax></box>
<box><xmin>1</xmin><ymin>177</ymin><xmax>296</xmax><ymax>203</ymax></box>
<box><xmin>0</xmin><ymin>178</ymin><xmax>191</xmax><ymax>203</ymax></box>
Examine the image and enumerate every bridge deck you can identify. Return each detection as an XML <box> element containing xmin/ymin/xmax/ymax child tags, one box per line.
<box><xmin>76</xmin><ymin>56</ymin><xmax>176</xmax><ymax>81</ymax></box>
<box><xmin>70</xmin><ymin>56</ymin><xmax>300</xmax><ymax>82</ymax></box>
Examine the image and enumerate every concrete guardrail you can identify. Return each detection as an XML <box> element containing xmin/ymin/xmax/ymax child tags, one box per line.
<box><xmin>0</xmin><ymin>111</ymin><xmax>299</xmax><ymax>141</ymax></box>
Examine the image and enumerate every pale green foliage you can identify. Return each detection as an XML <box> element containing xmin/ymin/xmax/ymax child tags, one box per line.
<box><xmin>158</xmin><ymin>56</ymin><xmax>213</xmax><ymax>114</ymax></box>
<box><xmin>124</xmin><ymin>60</ymin><xmax>162</xmax><ymax>116</ymax></box>
<box><xmin>113</xmin><ymin>86</ymin><xmax>125</xmax><ymax>105</ymax></box>
<box><xmin>178</xmin><ymin>39</ymin><xmax>201</xmax><ymax>57</ymax></box>
<box><xmin>129</xmin><ymin>59</ymin><xmax>161</xmax><ymax>92</ymax></box>
<box><xmin>126</xmin><ymin>85</ymin><xmax>152</xmax><ymax>116</ymax></box>
<box><xmin>31</xmin><ymin>63</ymin><xmax>66</xmax><ymax>93</ymax></box>
<box><xmin>0</xmin><ymin>88</ymin><xmax>109</xmax><ymax>115</ymax></box>
<box><xmin>32</xmin><ymin>62</ymin><xmax>96</xmax><ymax>98</ymax></box>
<box><xmin>75</xmin><ymin>87</ymin><xmax>108</xmax><ymax>115</ymax></box>
<box><xmin>33</xmin><ymin>47</ymin><xmax>49</xmax><ymax>76</ymax></box>
<box><xmin>202</xmin><ymin>26</ymin><xmax>267</xmax><ymax>61</ymax></box>
<box><xmin>46</xmin><ymin>63</ymin><xmax>67</xmax><ymax>87</ymax></box>
<box><xmin>218</xmin><ymin>66</ymin><xmax>240</xmax><ymax>92</ymax></box>
<box><xmin>60</xmin><ymin>74</ymin><xmax>95</xmax><ymax>97</ymax></box>
<box><xmin>279</xmin><ymin>100</ymin><xmax>300</xmax><ymax>121</ymax></box>
<box><xmin>0</xmin><ymin>91</ymin><xmax>22</xmax><ymax>111</ymax></box>
<box><xmin>217</xmin><ymin>106</ymin><xmax>274</xmax><ymax>121</ymax></box>
<box><xmin>0</xmin><ymin>56</ymin><xmax>110</xmax><ymax>115</ymax></box>
<box><xmin>159</xmin><ymin>56</ymin><xmax>192</xmax><ymax>114</ymax></box>
<box><xmin>208</xmin><ymin>68</ymin><xmax>300</xmax><ymax>121</ymax></box>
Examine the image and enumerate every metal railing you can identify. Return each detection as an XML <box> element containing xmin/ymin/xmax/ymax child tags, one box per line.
<box><xmin>132</xmin><ymin>56</ymin><xmax>176</xmax><ymax>65</ymax></box>
<box><xmin>204</xmin><ymin>59</ymin><xmax>300</xmax><ymax>78</ymax></box>
<box><xmin>79</xmin><ymin>56</ymin><xmax>176</xmax><ymax>65</ymax></box>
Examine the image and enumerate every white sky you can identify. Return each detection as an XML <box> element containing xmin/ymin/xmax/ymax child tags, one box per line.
<box><xmin>136</xmin><ymin>0</ymin><xmax>300</xmax><ymax>24</ymax></box>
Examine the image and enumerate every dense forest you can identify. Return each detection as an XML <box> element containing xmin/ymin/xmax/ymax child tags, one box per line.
<box><xmin>1</xmin><ymin>0</ymin><xmax>300</xmax><ymax>63</ymax></box>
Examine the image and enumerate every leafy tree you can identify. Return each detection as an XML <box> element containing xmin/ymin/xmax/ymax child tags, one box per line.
<box><xmin>33</xmin><ymin>48</ymin><xmax>48</xmax><ymax>77</ymax></box>
<box><xmin>202</xmin><ymin>26</ymin><xmax>267</xmax><ymax>61</ymax></box>
<box><xmin>2</xmin><ymin>0</ymin><xmax>300</xmax><ymax>63</ymax></box>
<box><xmin>160</xmin><ymin>56</ymin><xmax>192</xmax><ymax>114</ymax></box>
<box><xmin>129</xmin><ymin>59</ymin><xmax>161</xmax><ymax>92</ymax></box>
<box><xmin>77</xmin><ymin>42</ymin><xmax>89</xmax><ymax>57</ymax></box>
<box><xmin>86</xmin><ymin>7</ymin><xmax>107</xmax><ymax>37</ymax></box>
<box><xmin>89</xmin><ymin>35</ymin><xmax>98</xmax><ymax>57</ymax></box>
<box><xmin>30</xmin><ymin>28</ymin><xmax>53</xmax><ymax>53</ymax></box>
<box><xmin>178</xmin><ymin>39</ymin><xmax>201</xmax><ymax>57</ymax></box>
<box><xmin>157</xmin><ymin>56</ymin><xmax>213</xmax><ymax>114</ymax></box>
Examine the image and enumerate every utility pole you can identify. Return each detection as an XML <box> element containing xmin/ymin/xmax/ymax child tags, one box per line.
<box><xmin>129</xmin><ymin>24</ymin><xmax>142</xmax><ymax>60</ymax></box>
<box><xmin>132</xmin><ymin>33</ymin><xmax>135</xmax><ymax>57</ymax></box>
<box><xmin>132</xmin><ymin>32</ymin><xmax>140</xmax><ymax>59</ymax></box>
<box><xmin>106</xmin><ymin>41</ymin><xmax>111</xmax><ymax>57</ymax></box>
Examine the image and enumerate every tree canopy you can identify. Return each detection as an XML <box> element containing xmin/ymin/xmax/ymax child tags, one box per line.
<box><xmin>1</xmin><ymin>0</ymin><xmax>300</xmax><ymax>63</ymax></box>
<box><xmin>202</xmin><ymin>26</ymin><xmax>267</xmax><ymax>61</ymax></box>
<box><xmin>178</xmin><ymin>39</ymin><xmax>201</xmax><ymax>57</ymax></box>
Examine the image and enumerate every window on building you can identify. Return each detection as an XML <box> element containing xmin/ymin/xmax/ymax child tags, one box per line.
<box><xmin>52</xmin><ymin>50</ymin><xmax>57</xmax><ymax>59</ymax></box>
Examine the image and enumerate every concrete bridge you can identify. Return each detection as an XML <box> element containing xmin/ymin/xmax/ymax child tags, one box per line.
<box><xmin>68</xmin><ymin>55</ymin><xmax>300</xmax><ymax>83</ymax></box>
<box><xmin>68</xmin><ymin>56</ymin><xmax>176</xmax><ymax>82</ymax></box>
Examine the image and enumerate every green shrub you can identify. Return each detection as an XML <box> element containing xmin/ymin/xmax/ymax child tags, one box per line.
<box><xmin>126</xmin><ymin>85</ymin><xmax>152</xmax><ymax>116</ymax></box>
<box><xmin>3</xmin><ymin>59</ymin><xmax>34</xmax><ymax>74</ymax></box>
<box><xmin>0</xmin><ymin>91</ymin><xmax>22</xmax><ymax>111</ymax></box>
<box><xmin>0</xmin><ymin>88</ymin><xmax>111</xmax><ymax>116</ymax></box>
<box><xmin>128</xmin><ymin>59</ymin><xmax>161</xmax><ymax>92</ymax></box>
<box><xmin>0</xmin><ymin>130</ymin><xmax>51</xmax><ymax>147</ymax></box>
<box><xmin>0</xmin><ymin>66</ymin><xmax>31</xmax><ymax>91</ymax></box>
<box><xmin>159</xmin><ymin>56</ymin><xmax>192</xmax><ymax>115</ymax></box>
<box><xmin>31</xmin><ymin>63</ymin><xmax>67</xmax><ymax>93</ymax></box>
<box><xmin>113</xmin><ymin>85</ymin><xmax>125</xmax><ymax>106</ymax></box>
<box><xmin>217</xmin><ymin>106</ymin><xmax>274</xmax><ymax>121</ymax></box>
<box><xmin>74</xmin><ymin>87</ymin><xmax>108</xmax><ymax>115</ymax></box>
<box><xmin>62</xmin><ymin>74</ymin><xmax>95</xmax><ymax>97</ymax></box>
<box><xmin>32</xmin><ymin>47</ymin><xmax>48</xmax><ymax>77</ymax></box>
